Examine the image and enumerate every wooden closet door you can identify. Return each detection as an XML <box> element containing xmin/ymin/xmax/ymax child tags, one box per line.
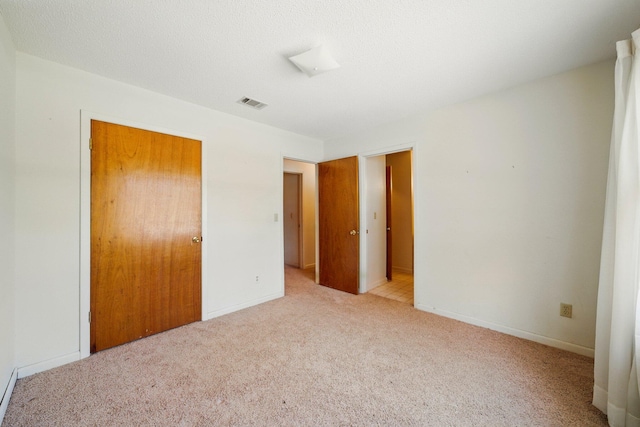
<box><xmin>90</xmin><ymin>120</ymin><xmax>202</xmax><ymax>353</ymax></box>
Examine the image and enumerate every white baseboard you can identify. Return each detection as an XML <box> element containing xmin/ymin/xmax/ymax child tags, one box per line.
<box><xmin>0</xmin><ymin>368</ymin><xmax>17</xmax><ymax>425</ymax></box>
<box><xmin>392</xmin><ymin>266</ymin><xmax>413</xmax><ymax>275</ymax></box>
<box><xmin>17</xmin><ymin>352</ymin><xmax>81</xmax><ymax>379</ymax></box>
<box><xmin>206</xmin><ymin>291</ymin><xmax>284</xmax><ymax>320</ymax></box>
<box><xmin>415</xmin><ymin>304</ymin><xmax>594</xmax><ymax>358</ymax></box>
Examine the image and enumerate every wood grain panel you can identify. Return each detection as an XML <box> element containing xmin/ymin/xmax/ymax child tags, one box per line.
<box><xmin>90</xmin><ymin>120</ymin><xmax>202</xmax><ymax>353</ymax></box>
<box><xmin>318</xmin><ymin>156</ymin><xmax>359</xmax><ymax>294</ymax></box>
<box><xmin>386</xmin><ymin>165</ymin><xmax>393</xmax><ymax>281</ymax></box>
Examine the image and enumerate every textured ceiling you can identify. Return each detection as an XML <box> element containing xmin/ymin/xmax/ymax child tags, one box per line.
<box><xmin>1</xmin><ymin>0</ymin><xmax>639</xmax><ymax>140</ymax></box>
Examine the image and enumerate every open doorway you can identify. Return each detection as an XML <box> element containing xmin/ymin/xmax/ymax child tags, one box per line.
<box><xmin>283</xmin><ymin>172</ymin><xmax>302</xmax><ymax>268</ymax></box>
<box><xmin>283</xmin><ymin>159</ymin><xmax>316</xmax><ymax>283</ymax></box>
<box><xmin>364</xmin><ymin>150</ymin><xmax>414</xmax><ymax>304</ymax></box>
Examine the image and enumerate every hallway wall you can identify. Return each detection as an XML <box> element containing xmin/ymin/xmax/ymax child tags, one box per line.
<box><xmin>283</xmin><ymin>159</ymin><xmax>316</xmax><ymax>269</ymax></box>
<box><xmin>364</xmin><ymin>155</ymin><xmax>387</xmax><ymax>291</ymax></box>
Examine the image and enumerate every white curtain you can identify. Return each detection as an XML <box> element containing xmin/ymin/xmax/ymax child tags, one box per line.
<box><xmin>593</xmin><ymin>29</ymin><xmax>640</xmax><ymax>427</ymax></box>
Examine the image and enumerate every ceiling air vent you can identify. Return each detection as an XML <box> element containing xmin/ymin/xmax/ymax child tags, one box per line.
<box><xmin>238</xmin><ymin>97</ymin><xmax>268</xmax><ymax>110</ymax></box>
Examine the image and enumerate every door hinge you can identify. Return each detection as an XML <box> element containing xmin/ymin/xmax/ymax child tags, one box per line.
<box><xmin>89</xmin><ymin>138</ymin><xmax>93</xmax><ymax>150</ymax></box>
<box><xmin>88</xmin><ymin>311</ymin><xmax>92</xmax><ymax>323</ymax></box>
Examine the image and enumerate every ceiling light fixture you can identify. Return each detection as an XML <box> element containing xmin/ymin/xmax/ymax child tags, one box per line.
<box><xmin>288</xmin><ymin>45</ymin><xmax>340</xmax><ymax>77</ymax></box>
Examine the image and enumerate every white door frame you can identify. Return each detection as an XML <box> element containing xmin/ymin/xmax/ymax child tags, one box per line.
<box><xmin>79</xmin><ymin>110</ymin><xmax>208</xmax><ymax>359</ymax></box>
<box><xmin>357</xmin><ymin>142</ymin><xmax>416</xmax><ymax>295</ymax></box>
<box><xmin>281</xmin><ymin>156</ymin><xmax>319</xmax><ymax>283</ymax></box>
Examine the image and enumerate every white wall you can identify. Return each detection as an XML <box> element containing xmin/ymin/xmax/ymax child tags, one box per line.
<box><xmin>0</xmin><ymin>11</ymin><xmax>16</xmax><ymax>412</ymax></box>
<box><xmin>364</xmin><ymin>155</ymin><xmax>387</xmax><ymax>291</ymax></box>
<box><xmin>283</xmin><ymin>159</ymin><xmax>316</xmax><ymax>269</ymax></box>
<box><xmin>325</xmin><ymin>61</ymin><xmax>613</xmax><ymax>355</ymax></box>
<box><xmin>14</xmin><ymin>54</ymin><xmax>323</xmax><ymax>372</ymax></box>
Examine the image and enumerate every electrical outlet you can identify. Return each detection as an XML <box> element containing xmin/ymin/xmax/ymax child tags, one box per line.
<box><xmin>560</xmin><ymin>303</ymin><xmax>573</xmax><ymax>318</ymax></box>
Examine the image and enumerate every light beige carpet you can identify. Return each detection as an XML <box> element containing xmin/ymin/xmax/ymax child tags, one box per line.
<box><xmin>4</xmin><ymin>267</ymin><xmax>607</xmax><ymax>426</ymax></box>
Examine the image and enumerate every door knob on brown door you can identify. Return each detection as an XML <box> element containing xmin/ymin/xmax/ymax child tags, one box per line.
<box><xmin>349</xmin><ymin>230</ymin><xmax>357</xmax><ymax>235</ymax></box>
<box><xmin>192</xmin><ymin>236</ymin><xmax>201</xmax><ymax>243</ymax></box>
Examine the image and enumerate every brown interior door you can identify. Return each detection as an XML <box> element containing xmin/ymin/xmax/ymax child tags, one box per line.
<box><xmin>90</xmin><ymin>120</ymin><xmax>202</xmax><ymax>353</ymax></box>
<box><xmin>318</xmin><ymin>156</ymin><xmax>359</xmax><ymax>294</ymax></box>
<box><xmin>386</xmin><ymin>165</ymin><xmax>393</xmax><ymax>281</ymax></box>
